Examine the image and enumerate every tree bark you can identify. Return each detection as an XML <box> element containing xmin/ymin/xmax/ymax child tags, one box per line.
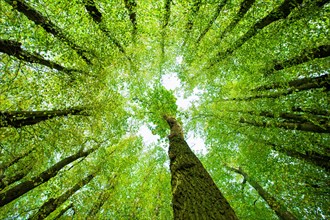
<box><xmin>163</xmin><ymin>115</ymin><xmax>238</xmax><ymax>220</ymax></box>
<box><xmin>4</xmin><ymin>0</ymin><xmax>92</xmax><ymax>64</ymax></box>
<box><xmin>225</xmin><ymin>165</ymin><xmax>297</xmax><ymax>220</ymax></box>
<box><xmin>196</xmin><ymin>0</ymin><xmax>227</xmax><ymax>43</ymax></box>
<box><xmin>53</xmin><ymin>203</ymin><xmax>73</xmax><ymax>219</ymax></box>
<box><xmin>0</xmin><ymin>108</ymin><xmax>87</xmax><ymax>128</ymax></box>
<box><xmin>253</xmin><ymin>74</ymin><xmax>329</xmax><ymax>91</ymax></box>
<box><xmin>218</xmin><ymin>0</ymin><xmax>255</xmax><ymax>41</ymax></box>
<box><xmin>0</xmin><ymin>147</ymin><xmax>97</xmax><ymax>207</ymax></box>
<box><xmin>239</xmin><ymin>117</ymin><xmax>330</xmax><ymax>133</ymax></box>
<box><xmin>83</xmin><ymin>0</ymin><xmax>129</xmax><ymax>58</ymax></box>
<box><xmin>29</xmin><ymin>174</ymin><xmax>95</xmax><ymax>220</ymax></box>
<box><xmin>87</xmin><ymin>187</ymin><xmax>113</xmax><ymax>217</ymax></box>
<box><xmin>210</xmin><ymin>0</ymin><xmax>302</xmax><ymax>65</ymax></box>
<box><xmin>0</xmin><ymin>39</ymin><xmax>80</xmax><ymax>74</ymax></box>
<box><xmin>274</xmin><ymin>45</ymin><xmax>330</xmax><ymax>71</ymax></box>
<box><xmin>123</xmin><ymin>0</ymin><xmax>137</xmax><ymax>39</ymax></box>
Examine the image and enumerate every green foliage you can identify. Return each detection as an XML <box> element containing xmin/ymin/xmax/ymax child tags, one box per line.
<box><xmin>0</xmin><ymin>0</ymin><xmax>329</xmax><ymax>219</ymax></box>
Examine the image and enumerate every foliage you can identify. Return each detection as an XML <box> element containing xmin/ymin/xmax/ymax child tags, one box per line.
<box><xmin>0</xmin><ymin>0</ymin><xmax>329</xmax><ymax>219</ymax></box>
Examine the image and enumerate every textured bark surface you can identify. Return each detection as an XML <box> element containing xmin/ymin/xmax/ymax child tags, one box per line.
<box><xmin>226</xmin><ymin>166</ymin><xmax>297</xmax><ymax>220</ymax></box>
<box><xmin>164</xmin><ymin>115</ymin><xmax>238</xmax><ymax>220</ymax></box>
<box><xmin>0</xmin><ymin>108</ymin><xmax>86</xmax><ymax>128</ymax></box>
<box><xmin>0</xmin><ymin>147</ymin><xmax>97</xmax><ymax>207</ymax></box>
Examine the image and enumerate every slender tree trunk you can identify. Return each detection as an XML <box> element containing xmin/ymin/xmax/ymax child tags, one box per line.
<box><xmin>83</xmin><ymin>0</ymin><xmax>129</xmax><ymax>58</ymax></box>
<box><xmin>253</xmin><ymin>74</ymin><xmax>329</xmax><ymax>91</ymax></box>
<box><xmin>246</xmin><ymin>135</ymin><xmax>330</xmax><ymax>171</ymax></box>
<box><xmin>163</xmin><ymin>115</ymin><xmax>238</xmax><ymax>220</ymax></box>
<box><xmin>53</xmin><ymin>203</ymin><xmax>73</xmax><ymax>219</ymax></box>
<box><xmin>239</xmin><ymin>117</ymin><xmax>329</xmax><ymax>133</ymax></box>
<box><xmin>0</xmin><ymin>39</ymin><xmax>80</xmax><ymax>74</ymax></box>
<box><xmin>0</xmin><ymin>147</ymin><xmax>97</xmax><ymax>207</ymax></box>
<box><xmin>29</xmin><ymin>174</ymin><xmax>95</xmax><ymax>220</ymax></box>
<box><xmin>0</xmin><ymin>108</ymin><xmax>87</xmax><ymax>128</ymax></box>
<box><xmin>273</xmin><ymin>45</ymin><xmax>330</xmax><ymax>71</ymax></box>
<box><xmin>225</xmin><ymin>165</ymin><xmax>297</xmax><ymax>220</ymax></box>
<box><xmin>0</xmin><ymin>148</ymin><xmax>34</xmax><ymax>171</ymax></box>
<box><xmin>0</xmin><ymin>169</ymin><xmax>30</xmax><ymax>191</ymax></box>
<box><xmin>218</xmin><ymin>0</ymin><xmax>255</xmax><ymax>41</ymax></box>
<box><xmin>87</xmin><ymin>187</ymin><xmax>113</xmax><ymax>218</ymax></box>
<box><xmin>210</xmin><ymin>0</ymin><xmax>302</xmax><ymax>65</ymax></box>
<box><xmin>123</xmin><ymin>0</ymin><xmax>137</xmax><ymax>39</ymax></box>
<box><xmin>196</xmin><ymin>0</ymin><xmax>227</xmax><ymax>43</ymax></box>
<box><xmin>4</xmin><ymin>0</ymin><xmax>92</xmax><ymax>64</ymax></box>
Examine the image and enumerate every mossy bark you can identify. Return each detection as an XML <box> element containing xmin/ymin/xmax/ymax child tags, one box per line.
<box><xmin>164</xmin><ymin>115</ymin><xmax>238</xmax><ymax>220</ymax></box>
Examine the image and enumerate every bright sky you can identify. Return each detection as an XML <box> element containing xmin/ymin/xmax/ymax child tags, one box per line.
<box><xmin>138</xmin><ymin>61</ymin><xmax>207</xmax><ymax>154</ymax></box>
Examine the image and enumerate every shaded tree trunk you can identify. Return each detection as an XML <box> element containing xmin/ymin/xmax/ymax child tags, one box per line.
<box><xmin>163</xmin><ymin>115</ymin><xmax>238</xmax><ymax>220</ymax></box>
<box><xmin>0</xmin><ymin>108</ymin><xmax>87</xmax><ymax>128</ymax></box>
<box><xmin>0</xmin><ymin>168</ymin><xmax>31</xmax><ymax>191</ymax></box>
<box><xmin>53</xmin><ymin>203</ymin><xmax>73</xmax><ymax>219</ymax></box>
<box><xmin>246</xmin><ymin>135</ymin><xmax>330</xmax><ymax>171</ymax></box>
<box><xmin>239</xmin><ymin>117</ymin><xmax>330</xmax><ymax>133</ymax></box>
<box><xmin>0</xmin><ymin>148</ymin><xmax>34</xmax><ymax>171</ymax></box>
<box><xmin>0</xmin><ymin>39</ymin><xmax>80</xmax><ymax>74</ymax></box>
<box><xmin>218</xmin><ymin>0</ymin><xmax>255</xmax><ymax>41</ymax></box>
<box><xmin>4</xmin><ymin>0</ymin><xmax>92</xmax><ymax>64</ymax></box>
<box><xmin>83</xmin><ymin>0</ymin><xmax>130</xmax><ymax>59</ymax></box>
<box><xmin>225</xmin><ymin>165</ymin><xmax>297</xmax><ymax>220</ymax></box>
<box><xmin>273</xmin><ymin>45</ymin><xmax>330</xmax><ymax>71</ymax></box>
<box><xmin>29</xmin><ymin>174</ymin><xmax>95</xmax><ymax>220</ymax></box>
<box><xmin>0</xmin><ymin>147</ymin><xmax>98</xmax><ymax>207</ymax></box>
<box><xmin>210</xmin><ymin>0</ymin><xmax>302</xmax><ymax>65</ymax></box>
<box><xmin>87</xmin><ymin>187</ymin><xmax>113</xmax><ymax>218</ymax></box>
<box><xmin>196</xmin><ymin>0</ymin><xmax>227</xmax><ymax>43</ymax></box>
<box><xmin>253</xmin><ymin>74</ymin><xmax>329</xmax><ymax>91</ymax></box>
<box><xmin>123</xmin><ymin>0</ymin><xmax>137</xmax><ymax>39</ymax></box>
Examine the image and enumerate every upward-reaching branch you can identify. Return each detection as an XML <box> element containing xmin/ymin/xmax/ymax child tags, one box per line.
<box><xmin>163</xmin><ymin>115</ymin><xmax>238</xmax><ymax>219</ymax></box>
<box><xmin>5</xmin><ymin>0</ymin><xmax>93</xmax><ymax>64</ymax></box>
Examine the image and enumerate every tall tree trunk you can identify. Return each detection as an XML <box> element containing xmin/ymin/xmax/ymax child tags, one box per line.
<box><xmin>225</xmin><ymin>165</ymin><xmax>297</xmax><ymax>220</ymax></box>
<box><xmin>0</xmin><ymin>147</ymin><xmax>97</xmax><ymax>207</ymax></box>
<box><xmin>0</xmin><ymin>168</ymin><xmax>31</xmax><ymax>191</ymax></box>
<box><xmin>196</xmin><ymin>0</ymin><xmax>227</xmax><ymax>43</ymax></box>
<box><xmin>273</xmin><ymin>45</ymin><xmax>330</xmax><ymax>71</ymax></box>
<box><xmin>0</xmin><ymin>39</ymin><xmax>80</xmax><ymax>74</ymax></box>
<box><xmin>246</xmin><ymin>135</ymin><xmax>330</xmax><ymax>171</ymax></box>
<box><xmin>210</xmin><ymin>0</ymin><xmax>302</xmax><ymax>65</ymax></box>
<box><xmin>218</xmin><ymin>0</ymin><xmax>255</xmax><ymax>41</ymax></box>
<box><xmin>4</xmin><ymin>0</ymin><xmax>92</xmax><ymax>64</ymax></box>
<box><xmin>83</xmin><ymin>0</ymin><xmax>130</xmax><ymax>59</ymax></box>
<box><xmin>239</xmin><ymin>117</ymin><xmax>330</xmax><ymax>133</ymax></box>
<box><xmin>29</xmin><ymin>174</ymin><xmax>95</xmax><ymax>220</ymax></box>
<box><xmin>1</xmin><ymin>108</ymin><xmax>87</xmax><ymax>128</ymax></box>
<box><xmin>163</xmin><ymin>115</ymin><xmax>238</xmax><ymax>220</ymax></box>
<box><xmin>253</xmin><ymin>74</ymin><xmax>329</xmax><ymax>91</ymax></box>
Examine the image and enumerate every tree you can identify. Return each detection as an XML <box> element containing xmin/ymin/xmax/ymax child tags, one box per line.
<box><xmin>225</xmin><ymin>165</ymin><xmax>297</xmax><ymax>220</ymax></box>
<box><xmin>164</xmin><ymin>115</ymin><xmax>238</xmax><ymax>219</ymax></box>
<box><xmin>1</xmin><ymin>0</ymin><xmax>329</xmax><ymax>219</ymax></box>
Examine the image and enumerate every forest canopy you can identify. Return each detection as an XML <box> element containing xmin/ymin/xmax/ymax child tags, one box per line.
<box><xmin>0</xmin><ymin>0</ymin><xmax>329</xmax><ymax>219</ymax></box>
